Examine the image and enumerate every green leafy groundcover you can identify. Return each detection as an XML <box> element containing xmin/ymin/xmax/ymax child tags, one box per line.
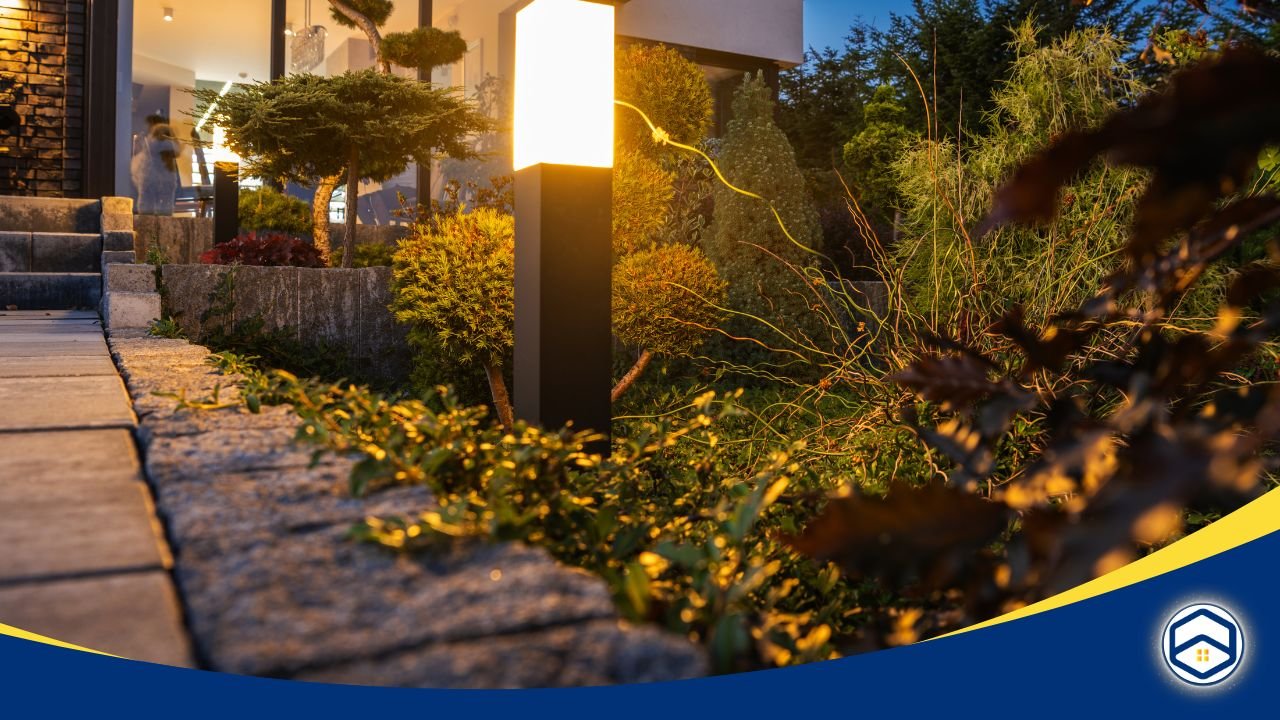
<box><xmin>215</xmin><ymin>353</ymin><xmax>864</xmax><ymax>674</ymax></box>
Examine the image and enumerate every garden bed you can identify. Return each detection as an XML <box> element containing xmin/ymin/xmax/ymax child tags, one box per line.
<box><xmin>107</xmin><ymin>329</ymin><xmax>706</xmax><ymax>686</ymax></box>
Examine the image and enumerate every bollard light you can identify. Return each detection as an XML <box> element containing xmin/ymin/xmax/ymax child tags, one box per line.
<box><xmin>512</xmin><ymin>0</ymin><xmax>616</xmax><ymax>447</ymax></box>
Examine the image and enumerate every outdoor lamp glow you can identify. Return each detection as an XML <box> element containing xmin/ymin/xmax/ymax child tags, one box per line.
<box><xmin>512</xmin><ymin>0</ymin><xmax>615</xmax><ymax>171</ymax></box>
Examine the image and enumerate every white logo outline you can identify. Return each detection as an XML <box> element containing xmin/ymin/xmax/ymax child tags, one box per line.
<box><xmin>1160</xmin><ymin>602</ymin><xmax>1245</xmax><ymax>687</ymax></box>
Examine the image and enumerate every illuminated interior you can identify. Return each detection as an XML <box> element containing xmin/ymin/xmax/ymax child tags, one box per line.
<box><xmin>121</xmin><ymin>1</ymin><xmax>801</xmax><ymax>217</ymax></box>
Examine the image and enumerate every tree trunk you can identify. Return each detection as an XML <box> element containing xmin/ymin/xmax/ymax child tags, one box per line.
<box><xmin>611</xmin><ymin>349</ymin><xmax>654</xmax><ymax>403</ymax></box>
<box><xmin>484</xmin><ymin>362</ymin><xmax>514</xmax><ymax>429</ymax></box>
<box><xmin>312</xmin><ymin>174</ymin><xmax>340</xmax><ymax>262</ymax></box>
<box><xmin>343</xmin><ymin>150</ymin><xmax>359</xmax><ymax>269</ymax></box>
<box><xmin>328</xmin><ymin>0</ymin><xmax>388</xmax><ymax>72</ymax></box>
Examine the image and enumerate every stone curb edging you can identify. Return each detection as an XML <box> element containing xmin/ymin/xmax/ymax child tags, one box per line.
<box><xmin>106</xmin><ymin>330</ymin><xmax>706</xmax><ymax>687</ymax></box>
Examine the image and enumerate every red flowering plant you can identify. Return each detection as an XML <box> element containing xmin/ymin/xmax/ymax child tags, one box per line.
<box><xmin>199</xmin><ymin>231</ymin><xmax>327</xmax><ymax>268</ymax></box>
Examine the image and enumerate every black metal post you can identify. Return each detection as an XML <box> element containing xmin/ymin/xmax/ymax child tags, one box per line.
<box><xmin>416</xmin><ymin>0</ymin><xmax>433</xmax><ymax>207</ymax></box>
<box><xmin>83</xmin><ymin>0</ymin><xmax>119</xmax><ymax>198</ymax></box>
<box><xmin>270</xmin><ymin>0</ymin><xmax>287</xmax><ymax>80</ymax></box>
<box><xmin>213</xmin><ymin>162</ymin><xmax>240</xmax><ymax>244</ymax></box>
<box><xmin>514</xmin><ymin>164</ymin><xmax>613</xmax><ymax>446</ymax></box>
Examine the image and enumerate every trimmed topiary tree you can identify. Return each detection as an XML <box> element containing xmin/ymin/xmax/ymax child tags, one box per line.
<box><xmin>390</xmin><ymin>208</ymin><xmax>515</xmax><ymax>427</ymax></box>
<box><xmin>198</xmin><ymin>70</ymin><xmax>488</xmax><ymax>267</ymax></box>
<box><xmin>706</xmin><ymin>72</ymin><xmax>825</xmax><ymax>355</ymax></box>
<box><xmin>328</xmin><ymin>0</ymin><xmax>467</xmax><ymax>75</ymax></box>
<box><xmin>615</xmin><ymin>43</ymin><xmax>714</xmax><ymax>157</ymax></box>
<box><xmin>612</xmin><ymin>243</ymin><xmax>726</xmax><ymax>401</ymax></box>
<box><xmin>613</xmin><ymin>149</ymin><xmax>675</xmax><ymax>257</ymax></box>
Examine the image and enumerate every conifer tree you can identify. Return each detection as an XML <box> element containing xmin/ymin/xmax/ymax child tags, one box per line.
<box><xmin>706</xmin><ymin>73</ymin><xmax>824</xmax><ymax>357</ymax></box>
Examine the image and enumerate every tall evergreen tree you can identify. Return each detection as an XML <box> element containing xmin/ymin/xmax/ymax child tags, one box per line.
<box><xmin>875</xmin><ymin>0</ymin><xmax>1151</xmax><ymax>139</ymax></box>
<box><xmin>778</xmin><ymin>25</ymin><xmax>878</xmax><ymax>169</ymax></box>
<box><xmin>707</xmin><ymin>74</ymin><xmax>826</xmax><ymax>360</ymax></box>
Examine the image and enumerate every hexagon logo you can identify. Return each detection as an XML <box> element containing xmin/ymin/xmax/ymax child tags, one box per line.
<box><xmin>1161</xmin><ymin>603</ymin><xmax>1245</xmax><ymax>686</ymax></box>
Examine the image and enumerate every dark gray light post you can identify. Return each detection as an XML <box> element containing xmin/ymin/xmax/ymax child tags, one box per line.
<box><xmin>512</xmin><ymin>0</ymin><xmax>616</xmax><ymax>445</ymax></box>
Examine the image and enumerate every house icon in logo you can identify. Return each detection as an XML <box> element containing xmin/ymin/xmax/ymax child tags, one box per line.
<box><xmin>1161</xmin><ymin>604</ymin><xmax>1245</xmax><ymax>686</ymax></box>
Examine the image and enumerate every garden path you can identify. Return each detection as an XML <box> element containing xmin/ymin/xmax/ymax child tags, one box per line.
<box><xmin>0</xmin><ymin>309</ymin><xmax>192</xmax><ymax>665</ymax></box>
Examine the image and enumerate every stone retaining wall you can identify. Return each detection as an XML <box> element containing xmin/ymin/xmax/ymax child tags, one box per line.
<box><xmin>160</xmin><ymin>264</ymin><xmax>411</xmax><ymax>381</ymax></box>
<box><xmin>107</xmin><ymin>331</ymin><xmax>706</xmax><ymax>686</ymax></box>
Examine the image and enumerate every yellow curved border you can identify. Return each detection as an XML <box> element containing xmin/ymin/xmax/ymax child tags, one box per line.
<box><xmin>0</xmin><ymin>623</ymin><xmax>114</xmax><ymax>656</ymax></box>
<box><xmin>944</xmin><ymin>487</ymin><xmax>1280</xmax><ymax>637</ymax></box>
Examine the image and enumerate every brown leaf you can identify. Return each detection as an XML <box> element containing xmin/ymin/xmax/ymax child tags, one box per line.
<box><xmin>784</xmin><ymin>485</ymin><xmax>1012</xmax><ymax>592</ymax></box>
<box><xmin>892</xmin><ymin>355</ymin><xmax>1003</xmax><ymax>409</ymax></box>
<box><xmin>992</xmin><ymin>307</ymin><xmax>1093</xmax><ymax>374</ymax></box>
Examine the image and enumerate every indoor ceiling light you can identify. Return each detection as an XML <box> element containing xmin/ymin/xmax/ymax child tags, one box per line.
<box><xmin>163</xmin><ymin>7</ymin><xmax>173</xmax><ymax>22</ymax></box>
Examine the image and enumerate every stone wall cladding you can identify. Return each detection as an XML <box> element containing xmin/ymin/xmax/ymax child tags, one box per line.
<box><xmin>0</xmin><ymin>0</ymin><xmax>87</xmax><ymax>196</ymax></box>
<box><xmin>161</xmin><ymin>263</ymin><xmax>412</xmax><ymax>381</ymax></box>
<box><xmin>106</xmin><ymin>331</ymin><xmax>707</xmax><ymax>686</ymax></box>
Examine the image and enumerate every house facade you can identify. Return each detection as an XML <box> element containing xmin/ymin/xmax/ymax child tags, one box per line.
<box><xmin>0</xmin><ymin>0</ymin><xmax>804</xmax><ymax>210</ymax></box>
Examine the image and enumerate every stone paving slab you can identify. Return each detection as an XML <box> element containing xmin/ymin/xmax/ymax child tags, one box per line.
<box><xmin>0</xmin><ymin>328</ymin><xmax>108</xmax><ymax>340</ymax></box>
<box><xmin>0</xmin><ymin>477</ymin><xmax>169</xmax><ymax>583</ymax></box>
<box><xmin>0</xmin><ymin>375</ymin><xmax>134</xmax><ymax>431</ymax></box>
<box><xmin>0</xmin><ymin>430</ymin><xmax>169</xmax><ymax>584</ymax></box>
<box><xmin>0</xmin><ymin>317</ymin><xmax>101</xmax><ymax>330</ymax></box>
<box><xmin>0</xmin><ymin>310</ymin><xmax>99</xmax><ymax>322</ymax></box>
<box><xmin>0</xmin><ymin>354</ymin><xmax>119</xmax><ymax>378</ymax></box>
<box><xmin>0</xmin><ymin>339</ymin><xmax>109</xmax><ymax>358</ymax></box>
<box><xmin>0</xmin><ymin>428</ymin><xmax>142</xmax><ymax>485</ymax></box>
<box><xmin>0</xmin><ymin>325</ymin><xmax>107</xmax><ymax>337</ymax></box>
<box><xmin>0</xmin><ymin>571</ymin><xmax>193</xmax><ymax>667</ymax></box>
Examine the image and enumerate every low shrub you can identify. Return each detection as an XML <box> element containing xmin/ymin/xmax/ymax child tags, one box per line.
<box><xmin>612</xmin><ymin>244</ymin><xmax>727</xmax><ymax>400</ymax></box>
<box><xmin>330</xmin><ymin>243</ymin><xmax>396</xmax><ymax>268</ymax></box>
<box><xmin>239</xmin><ymin>187</ymin><xmax>313</xmax><ymax>237</ymax></box>
<box><xmin>390</xmin><ymin>208</ymin><xmax>516</xmax><ymax>426</ymax></box>
<box><xmin>199</xmin><ymin>231</ymin><xmax>326</xmax><ymax>268</ymax></box>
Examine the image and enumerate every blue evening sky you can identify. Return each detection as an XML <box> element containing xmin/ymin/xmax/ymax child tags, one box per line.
<box><xmin>803</xmin><ymin>0</ymin><xmax>915</xmax><ymax>52</ymax></box>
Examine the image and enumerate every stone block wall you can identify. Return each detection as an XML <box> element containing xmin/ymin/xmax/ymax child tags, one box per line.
<box><xmin>134</xmin><ymin>215</ymin><xmax>214</xmax><ymax>265</ymax></box>
<box><xmin>0</xmin><ymin>0</ymin><xmax>88</xmax><ymax>197</ymax></box>
<box><xmin>161</xmin><ymin>264</ymin><xmax>412</xmax><ymax>382</ymax></box>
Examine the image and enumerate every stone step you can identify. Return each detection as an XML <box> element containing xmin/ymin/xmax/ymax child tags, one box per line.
<box><xmin>33</xmin><ymin>232</ymin><xmax>103</xmax><ymax>272</ymax></box>
<box><xmin>0</xmin><ymin>272</ymin><xmax>102</xmax><ymax>311</ymax></box>
<box><xmin>102</xmin><ymin>291</ymin><xmax>160</xmax><ymax>330</ymax></box>
<box><xmin>101</xmin><ymin>250</ymin><xmax>136</xmax><ymax>267</ymax></box>
<box><xmin>0</xmin><ymin>232</ymin><xmax>104</xmax><ymax>273</ymax></box>
<box><xmin>0</xmin><ymin>197</ymin><xmax>102</xmax><ymax>234</ymax></box>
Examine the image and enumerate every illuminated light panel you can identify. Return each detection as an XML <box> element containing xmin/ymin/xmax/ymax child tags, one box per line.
<box><xmin>512</xmin><ymin>0</ymin><xmax>614</xmax><ymax>171</ymax></box>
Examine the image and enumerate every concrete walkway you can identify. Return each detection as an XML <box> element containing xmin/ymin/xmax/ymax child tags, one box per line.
<box><xmin>0</xmin><ymin>310</ymin><xmax>192</xmax><ymax>665</ymax></box>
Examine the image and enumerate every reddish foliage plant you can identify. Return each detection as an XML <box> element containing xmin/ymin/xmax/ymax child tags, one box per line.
<box><xmin>199</xmin><ymin>231</ymin><xmax>327</xmax><ymax>268</ymax></box>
